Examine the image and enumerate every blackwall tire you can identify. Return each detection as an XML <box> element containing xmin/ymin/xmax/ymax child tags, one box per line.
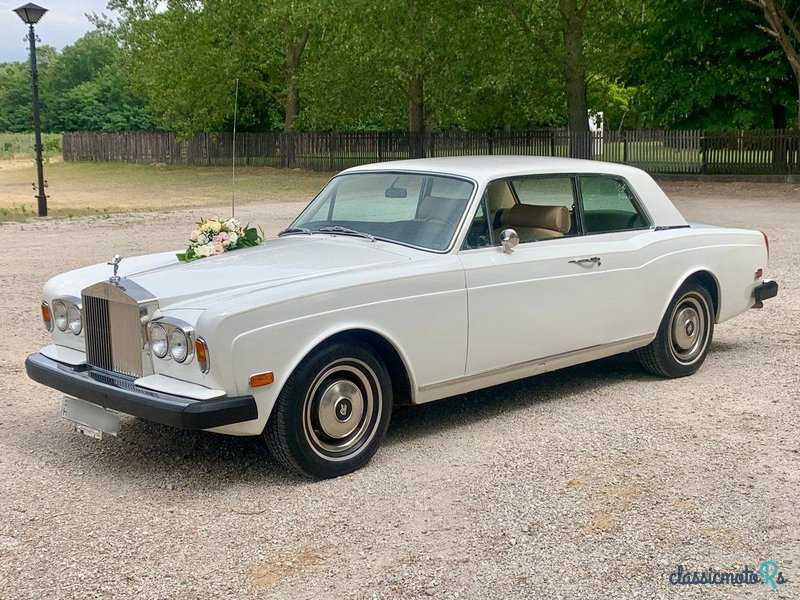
<box><xmin>637</xmin><ymin>282</ymin><xmax>715</xmax><ymax>378</ymax></box>
<box><xmin>264</xmin><ymin>341</ymin><xmax>392</xmax><ymax>479</ymax></box>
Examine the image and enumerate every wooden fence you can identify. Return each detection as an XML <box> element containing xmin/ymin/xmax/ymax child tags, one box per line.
<box><xmin>61</xmin><ymin>129</ymin><xmax>800</xmax><ymax>175</ymax></box>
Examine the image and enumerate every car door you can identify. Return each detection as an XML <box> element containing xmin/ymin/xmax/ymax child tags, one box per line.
<box><xmin>458</xmin><ymin>174</ymin><xmax>653</xmax><ymax>376</ymax></box>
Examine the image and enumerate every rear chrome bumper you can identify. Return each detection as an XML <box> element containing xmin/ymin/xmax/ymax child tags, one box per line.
<box><xmin>754</xmin><ymin>279</ymin><xmax>779</xmax><ymax>303</ymax></box>
<box><xmin>25</xmin><ymin>352</ymin><xmax>258</xmax><ymax>430</ymax></box>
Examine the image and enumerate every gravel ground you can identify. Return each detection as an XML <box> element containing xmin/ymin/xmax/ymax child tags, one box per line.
<box><xmin>0</xmin><ymin>180</ymin><xmax>798</xmax><ymax>599</ymax></box>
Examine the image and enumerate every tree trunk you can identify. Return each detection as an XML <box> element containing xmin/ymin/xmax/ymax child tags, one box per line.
<box><xmin>283</xmin><ymin>27</ymin><xmax>310</xmax><ymax>132</ymax></box>
<box><xmin>749</xmin><ymin>0</ymin><xmax>800</xmax><ymax>126</ymax></box>
<box><xmin>408</xmin><ymin>74</ymin><xmax>425</xmax><ymax>157</ymax></box>
<box><xmin>559</xmin><ymin>0</ymin><xmax>590</xmax><ymax>158</ymax></box>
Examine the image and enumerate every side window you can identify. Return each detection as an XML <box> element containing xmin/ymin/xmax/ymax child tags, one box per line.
<box><xmin>510</xmin><ymin>177</ymin><xmax>575</xmax><ymax>210</ymax></box>
<box><xmin>462</xmin><ymin>193</ymin><xmax>492</xmax><ymax>250</ymax></box>
<box><xmin>487</xmin><ymin>176</ymin><xmax>576</xmax><ymax>244</ymax></box>
<box><xmin>580</xmin><ymin>176</ymin><xmax>648</xmax><ymax>234</ymax></box>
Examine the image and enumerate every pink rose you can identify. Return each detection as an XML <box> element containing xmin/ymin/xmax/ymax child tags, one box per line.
<box><xmin>213</xmin><ymin>243</ymin><xmax>225</xmax><ymax>255</ymax></box>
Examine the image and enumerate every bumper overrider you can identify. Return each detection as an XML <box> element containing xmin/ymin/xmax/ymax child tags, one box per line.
<box><xmin>754</xmin><ymin>279</ymin><xmax>779</xmax><ymax>303</ymax></box>
<box><xmin>25</xmin><ymin>353</ymin><xmax>258</xmax><ymax>430</ymax></box>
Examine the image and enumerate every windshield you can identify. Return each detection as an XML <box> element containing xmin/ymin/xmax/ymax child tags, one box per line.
<box><xmin>287</xmin><ymin>172</ymin><xmax>475</xmax><ymax>251</ymax></box>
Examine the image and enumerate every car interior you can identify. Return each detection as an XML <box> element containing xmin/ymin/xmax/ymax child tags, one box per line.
<box><xmin>463</xmin><ymin>175</ymin><xmax>648</xmax><ymax>249</ymax></box>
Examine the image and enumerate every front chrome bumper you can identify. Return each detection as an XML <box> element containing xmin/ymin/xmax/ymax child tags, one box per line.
<box><xmin>25</xmin><ymin>353</ymin><xmax>258</xmax><ymax>430</ymax></box>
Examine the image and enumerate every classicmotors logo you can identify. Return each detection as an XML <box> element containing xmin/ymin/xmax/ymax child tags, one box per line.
<box><xmin>669</xmin><ymin>561</ymin><xmax>789</xmax><ymax>589</ymax></box>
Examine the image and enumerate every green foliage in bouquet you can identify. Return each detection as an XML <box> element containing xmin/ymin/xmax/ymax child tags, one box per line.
<box><xmin>176</xmin><ymin>217</ymin><xmax>264</xmax><ymax>262</ymax></box>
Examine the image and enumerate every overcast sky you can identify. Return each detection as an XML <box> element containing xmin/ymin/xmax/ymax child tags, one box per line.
<box><xmin>0</xmin><ymin>0</ymin><xmax>118</xmax><ymax>62</ymax></box>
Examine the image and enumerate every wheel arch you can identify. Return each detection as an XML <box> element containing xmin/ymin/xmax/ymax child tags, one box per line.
<box><xmin>664</xmin><ymin>269</ymin><xmax>721</xmax><ymax>323</ymax></box>
<box><xmin>684</xmin><ymin>270</ymin><xmax>720</xmax><ymax>322</ymax></box>
<box><xmin>286</xmin><ymin>327</ymin><xmax>415</xmax><ymax>408</ymax></box>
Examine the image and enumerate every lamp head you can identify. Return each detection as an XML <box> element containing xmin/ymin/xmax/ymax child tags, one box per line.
<box><xmin>14</xmin><ymin>3</ymin><xmax>47</xmax><ymax>25</ymax></box>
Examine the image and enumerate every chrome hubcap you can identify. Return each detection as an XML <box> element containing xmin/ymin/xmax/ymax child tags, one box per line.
<box><xmin>669</xmin><ymin>294</ymin><xmax>708</xmax><ymax>364</ymax></box>
<box><xmin>303</xmin><ymin>360</ymin><xmax>380</xmax><ymax>458</ymax></box>
<box><xmin>317</xmin><ymin>380</ymin><xmax>363</xmax><ymax>439</ymax></box>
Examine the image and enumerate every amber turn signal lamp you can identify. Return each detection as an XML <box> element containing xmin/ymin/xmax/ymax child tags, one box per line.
<box><xmin>41</xmin><ymin>301</ymin><xmax>52</xmax><ymax>332</ymax></box>
<box><xmin>195</xmin><ymin>337</ymin><xmax>210</xmax><ymax>373</ymax></box>
<box><xmin>249</xmin><ymin>372</ymin><xmax>274</xmax><ymax>388</ymax></box>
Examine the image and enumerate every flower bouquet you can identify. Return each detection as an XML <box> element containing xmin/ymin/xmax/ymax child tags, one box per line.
<box><xmin>176</xmin><ymin>217</ymin><xmax>264</xmax><ymax>262</ymax></box>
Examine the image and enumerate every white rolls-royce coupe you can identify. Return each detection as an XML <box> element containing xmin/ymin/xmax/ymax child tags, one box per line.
<box><xmin>26</xmin><ymin>156</ymin><xmax>778</xmax><ymax>478</ymax></box>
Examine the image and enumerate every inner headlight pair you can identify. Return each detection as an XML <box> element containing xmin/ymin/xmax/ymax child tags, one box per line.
<box><xmin>148</xmin><ymin>319</ymin><xmax>194</xmax><ymax>364</ymax></box>
<box><xmin>52</xmin><ymin>297</ymin><xmax>82</xmax><ymax>335</ymax></box>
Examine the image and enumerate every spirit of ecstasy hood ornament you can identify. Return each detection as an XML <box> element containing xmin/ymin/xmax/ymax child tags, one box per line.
<box><xmin>107</xmin><ymin>254</ymin><xmax>122</xmax><ymax>284</ymax></box>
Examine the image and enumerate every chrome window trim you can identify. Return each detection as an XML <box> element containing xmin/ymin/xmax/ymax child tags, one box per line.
<box><xmin>575</xmin><ymin>173</ymin><xmax>655</xmax><ymax>235</ymax></box>
<box><xmin>286</xmin><ymin>170</ymin><xmax>480</xmax><ymax>255</ymax></box>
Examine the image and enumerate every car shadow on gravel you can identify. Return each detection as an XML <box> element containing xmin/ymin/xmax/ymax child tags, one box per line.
<box><xmin>386</xmin><ymin>352</ymin><xmax>666</xmax><ymax>445</ymax></box>
<box><xmin>21</xmin><ymin>344</ymin><xmax>742</xmax><ymax>485</ymax></box>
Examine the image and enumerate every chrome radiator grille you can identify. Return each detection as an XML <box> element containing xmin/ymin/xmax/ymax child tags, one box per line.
<box><xmin>82</xmin><ymin>280</ymin><xmax>157</xmax><ymax>378</ymax></box>
<box><xmin>83</xmin><ymin>295</ymin><xmax>113</xmax><ymax>371</ymax></box>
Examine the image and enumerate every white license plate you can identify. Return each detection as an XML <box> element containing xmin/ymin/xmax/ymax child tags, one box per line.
<box><xmin>61</xmin><ymin>396</ymin><xmax>120</xmax><ymax>440</ymax></box>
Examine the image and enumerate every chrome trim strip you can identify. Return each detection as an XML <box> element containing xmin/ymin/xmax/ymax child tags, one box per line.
<box><xmin>419</xmin><ymin>334</ymin><xmax>654</xmax><ymax>393</ymax></box>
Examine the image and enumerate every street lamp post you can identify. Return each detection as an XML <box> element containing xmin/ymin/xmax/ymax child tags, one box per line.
<box><xmin>14</xmin><ymin>3</ymin><xmax>48</xmax><ymax>217</ymax></box>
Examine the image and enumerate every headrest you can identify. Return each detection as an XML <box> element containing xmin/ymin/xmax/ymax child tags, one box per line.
<box><xmin>500</xmin><ymin>204</ymin><xmax>571</xmax><ymax>234</ymax></box>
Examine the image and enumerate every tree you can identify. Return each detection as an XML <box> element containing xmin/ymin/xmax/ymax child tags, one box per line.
<box><xmin>746</xmin><ymin>0</ymin><xmax>800</xmax><ymax>126</ymax></box>
<box><xmin>42</xmin><ymin>32</ymin><xmax>155</xmax><ymax>131</ymax></box>
<box><xmin>109</xmin><ymin>0</ymin><xmax>316</xmax><ymax>133</ymax></box>
<box><xmin>631</xmin><ymin>0</ymin><xmax>795</xmax><ymax>129</ymax></box>
<box><xmin>558</xmin><ymin>0</ymin><xmax>590</xmax><ymax>134</ymax></box>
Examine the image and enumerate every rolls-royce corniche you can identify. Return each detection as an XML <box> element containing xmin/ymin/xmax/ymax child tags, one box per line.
<box><xmin>25</xmin><ymin>156</ymin><xmax>779</xmax><ymax>478</ymax></box>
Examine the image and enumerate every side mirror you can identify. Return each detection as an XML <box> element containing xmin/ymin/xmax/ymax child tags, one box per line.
<box><xmin>500</xmin><ymin>228</ymin><xmax>519</xmax><ymax>253</ymax></box>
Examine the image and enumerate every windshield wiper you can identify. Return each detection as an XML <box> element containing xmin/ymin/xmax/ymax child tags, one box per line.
<box><xmin>316</xmin><ymin>226</ymin><xmax>375</xmax><ymax>241</ymax></box>
<box><xmin>278</xmin><ymin>227</ymin><xmax>312</xmax><ymax>236</ymax></box>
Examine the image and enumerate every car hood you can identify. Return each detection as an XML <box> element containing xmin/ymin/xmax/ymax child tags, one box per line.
<box><xmin>123</xmin><ymin>236</ymin><xmax>412</xmax><ymax>309</ymax></box>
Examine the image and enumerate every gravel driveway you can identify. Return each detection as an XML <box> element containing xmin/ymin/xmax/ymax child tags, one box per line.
<box><xmin>1</xmin><ymin>181</ymin><xmax>797</xmax><ymax>599</ymax></box>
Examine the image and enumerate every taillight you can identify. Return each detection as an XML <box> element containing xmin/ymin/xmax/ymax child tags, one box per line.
<box><xmin>41</xmin><ymin>301</ymin><xmax>53</xmax><ymax>332</ymax></box>
<box><xmin>761</xmin><ymin>231</ymin><xmax>769</xmax><ymax>257</ymax></box>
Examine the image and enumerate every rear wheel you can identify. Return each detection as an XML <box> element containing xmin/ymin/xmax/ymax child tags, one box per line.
<box><xmin>637</xmin><ymin>281</ymin><xmax>714</xmax><ymax>378</ymax></box>
<box><xmin>264</xmin><ymin>341</ymin><xmax>392</xmax><ymax>479</ymax></box>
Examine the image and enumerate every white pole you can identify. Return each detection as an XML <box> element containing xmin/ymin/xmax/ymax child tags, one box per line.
<box><xmin>232</xmin><ymin>78</ymin><xmax>239</xmax><ymax>217</ymax></box>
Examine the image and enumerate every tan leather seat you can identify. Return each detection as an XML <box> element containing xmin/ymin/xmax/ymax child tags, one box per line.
<box><xmin>495</xmin><ymin>204</ymin><xmax>571</xmax><ymax>242</ymax></box>
<box><xmin>417</xmin><ymin>195</ymin><xmax>466</xmax><ymax>224</ymax></box>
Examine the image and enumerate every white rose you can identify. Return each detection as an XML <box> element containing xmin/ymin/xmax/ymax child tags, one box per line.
<box><xmin>227</xmin><ymin>232</ymin><xmax>239</xmax><ymax>245</ymax></box>
<box><xmin>226</xmin><ymin>218</ymin><xmax>241</xmax><ymax>231</ymax></box>
<box><xmin>194</xmin><ymin>244</ymin><xmax>213</xmax><ymax>258</ymax></box>
<box><xmin>197</xmin><ymin>233</ymin><xmax>208</xmax><ymax>245</ymax></box>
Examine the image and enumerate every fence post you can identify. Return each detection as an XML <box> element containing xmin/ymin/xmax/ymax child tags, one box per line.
<box><xmin>700</xmin><ymin>132</ymin><xmax>707</xmax><ymax>174</ymax></box>
<box><xmin>622</xmin><ymin>131</ymin><xmax>628</xmax><ymax>164</ymax></box>
<box><xmin>487</xmin><ymin>130</ymin><xmax>494</xmax><ymax>155</ymax></box>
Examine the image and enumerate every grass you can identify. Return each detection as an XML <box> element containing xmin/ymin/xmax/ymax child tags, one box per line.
<box><xmin>0</xmin><ymin>160</ymin><xmax>334</xmax><ymax>222</ymax></box>
<box><xmin>0</xmin><ymin>132</ymin><xmax>62</xmax><ymax>160</ymax></box>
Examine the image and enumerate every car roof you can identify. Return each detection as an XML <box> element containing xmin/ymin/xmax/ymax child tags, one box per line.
<box><xmin>341</xmin><ymin>155</ymin><xmax>644</xmax><ymax>184</ymax></box>
<box><xmin>340</xmin><ymin>155</ymin><xmax>687</xmax><ymax>228</ymax></box>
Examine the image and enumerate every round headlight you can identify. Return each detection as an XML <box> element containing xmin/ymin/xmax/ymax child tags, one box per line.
<box><xmin>150</xmin><ymin>324</ymin><xmax>168</xmax><ymax>358</ymax></box>
<box><xmin>67</xmin><ymin>304</ymin><xmax>82</xmax><ymax>335</ymax></box>
<box><xmin>53</xmin><ymin>300</ymin><xmax>68</xmax><ymax>331</ymax></box>
<box><xmin>169</xmin><ymin>329</ymin><xmax>189</xmax><ymax>363</ymax></box>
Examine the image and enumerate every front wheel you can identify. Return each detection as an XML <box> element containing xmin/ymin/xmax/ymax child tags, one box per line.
<box><xmin>264</xmin><ymin>341</ymin><xmax>392</xmax><ymax>479</ymax></box>
<box><xmin>637</xmin><ymin>281</ymin><xmax>715</xmax><ymax>378</ymax></box>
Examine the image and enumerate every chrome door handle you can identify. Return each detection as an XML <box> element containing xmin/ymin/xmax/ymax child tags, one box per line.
<box><xmin>569</xmin><ymin>256</ymin><xmax>601</xmax><ymax>266</ymax></box>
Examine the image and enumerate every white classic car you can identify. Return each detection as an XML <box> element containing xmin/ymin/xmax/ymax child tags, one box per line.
<box><xmin>26</xmin><ymin>156</ymin><xmax>778</xmax><ymax>478</ymax></box>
